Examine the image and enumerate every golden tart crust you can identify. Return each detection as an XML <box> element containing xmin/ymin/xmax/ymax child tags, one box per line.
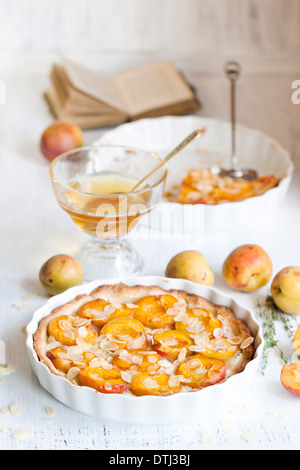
<box><xmin>33</xmin><ymin>283</ymin><xmax>255</xmax><ymax>396</ymax></box>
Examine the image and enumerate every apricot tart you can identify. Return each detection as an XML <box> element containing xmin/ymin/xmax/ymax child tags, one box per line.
<box><xmin>177</xmin><ymin>169</ymin><xmax>280</xmax><ymax>205</ymax></box>
<box><xmin>33</xmin><ymin>283</ymin><xmax>255</xmax><ymax>397</ymax></box>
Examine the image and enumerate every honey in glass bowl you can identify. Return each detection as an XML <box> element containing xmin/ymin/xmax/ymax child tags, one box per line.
<box><xmin>49</xmin><ymin>146</ymin><xmax>167</xmax><ymax>280</ymax></box>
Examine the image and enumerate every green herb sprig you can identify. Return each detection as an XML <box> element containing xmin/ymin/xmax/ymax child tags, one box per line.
<box><xmin>256</xmin><ymin>296</ymin><xmax>298</xmax><ymax>375</ymax></box>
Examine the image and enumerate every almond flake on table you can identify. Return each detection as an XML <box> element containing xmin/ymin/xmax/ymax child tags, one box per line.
<box><xmin>1</xmin><ymin>407</ymin><xmax>10</xmax><ymax>415</ymax></box>
<box><xmin>0</xmin><ymin>365</ymin><xmax>15</xmax><ymax>376</ymax></box>
<box><xmin>22</xmin><ymin>293</ymin><xmax>38</xmax><ymax>300</ymax></box>
<box><xmin>9</xmin><ymin>403</ymin><xmax>23</xmax><ymax>416</ymax></box>
<box><xmin>44</xmin><ymin>406</ymin><xmax>55</xmax><ymax>416</ymax></box>
<box><xmin>0</xmin><ymin>420</ymin><xmax>7</xmax><ymax>432</ymax></box>
<box><xmin>279</xmin><ymin>411</ymin><xmax>290</xmax><ymax>420</ymax></box>
<box><xmin>11</xmin><ymin>429</ymin><xmax>33</xmax><ymax>440</ymax></box>
<box><xmin>12</xmin><ymin>301</ymin><xmax>29</xmax><ymax>311</ymax></box>
<box><xmin>199</xmin><ymin>437</ymin><xmax>217</xmax><ymax>444</ymax></box>
<box><xmin>241</xmin><ymin>432</ymin><xmax>261</xmax><ymax>442</ymax></box>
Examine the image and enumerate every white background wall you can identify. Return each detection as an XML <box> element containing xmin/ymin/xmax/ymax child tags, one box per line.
<box><xmin>0</xmin><ymin>0</ymin><xmax>299</xmax><ymax>74</ymax></box>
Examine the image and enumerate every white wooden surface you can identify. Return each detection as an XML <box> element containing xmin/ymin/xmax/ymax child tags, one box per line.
<box><xmin>0</xmin><ymin>51</ymin><xmax>300</xmax><ymax>450</ymax></box>
<box><xmin>1</xmin><ymin>0</ymin><xmax>300</xmax><ymax>451</ymax></box>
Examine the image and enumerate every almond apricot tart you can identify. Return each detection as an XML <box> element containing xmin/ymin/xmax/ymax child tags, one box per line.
<box><xmin>33</xmin><ymin>283</ymin><xmax>255</xmax><ymax>397</ymax></box>
<box><xmin>175</xmin><ymin>169</ymin><xmax>280</xmax><ymax>205</ymax></box>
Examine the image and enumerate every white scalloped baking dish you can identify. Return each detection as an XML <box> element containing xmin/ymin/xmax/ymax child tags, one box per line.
<box><xmin>94</xmin><ymin>116</ymin><xmax>293</xmax><ymax>233</ymax></box>
<box><xmin>26</xmin><ymin>276</ymin><xmax>263</xmax><ymax>425</ymax></box>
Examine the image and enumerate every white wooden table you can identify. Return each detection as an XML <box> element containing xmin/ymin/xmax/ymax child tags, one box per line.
<box><xmin>1</xmin><ymin>53</ymin><xmax>300</xmax><ymax>450</ymax></box>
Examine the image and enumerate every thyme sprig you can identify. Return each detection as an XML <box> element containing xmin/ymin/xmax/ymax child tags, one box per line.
<box><xmin>256</xmin><ymin>296</ymin><xmax>298</xmax><ymax>375</ymax></box>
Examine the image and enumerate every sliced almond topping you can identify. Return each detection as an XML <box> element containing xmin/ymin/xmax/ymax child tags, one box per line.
<box><xmin>67</xmin><ymin>367</ymin><xmax>80</xmax><ymax>380</ymax></box>
<box><xmin>213</xmin><ymin>327</ymin><xmax>223</xmax><ymax>339</ymax></box>
<box><xmin>121</xmin><ymin>371</ymin><xmax>132</xmax><ymax>383</ymax></box>
<box><xmin>240</xmin><ymin>337</ymin><xmax>254</xmax><ymax>349</ymax></box>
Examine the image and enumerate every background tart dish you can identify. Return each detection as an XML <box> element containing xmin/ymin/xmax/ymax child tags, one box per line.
<box><xmin>33</xmin><ymin>283</ymin><xmax>255</xmax><ymax>397</ymax></box>
<box><xmin>177</xmin><ymin>169</ymin><xmax>280</xmax><ymax>205</ymax></box>
<box><xmin>95</xmin><ymin>115</ymin><xmax>293</xmax><ymax>233</ymax></box>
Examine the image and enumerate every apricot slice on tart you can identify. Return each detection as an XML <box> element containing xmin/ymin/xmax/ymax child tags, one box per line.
<box><xmin>47</xmin><ymin>315</ymin><xmax>98</xmax><ymax>346</ymax></box>
<box><xmin>175</xmin><ymin>308</ymin><xmax>222</xmax><ymax>336</ymax></box>
<box><xmin>280</xmin><ymin>362</ymin><xmax>300</xmax><ymax>397</ymax></box>
<box><xmin>152</xmin><ymin>330</ymin><xmax>194</xmax><ymax>360</ymax></box>
<box><xmin>100</xmin><ymin>317</ymin><xmax>147</xmax><ymax>350</ymax></box>
<box><xmin>130</xmin><ymin>372</ymin><xmax>182</xmax><ymax>396</ymax></box>
<box><xmin>200</xmin><ymin>337</ymin><xmax>238</xmax><ymax>359</ymax></box>
<box><xmin>112</xmin><ymin>349</ymin><xmax>161</xmax><ymax>373</ymax></box>
<box><xmin>46</xmin><ymin>347</ymin><xmax>99</xmax><ymax>374</ymax></box>
<box><xmin>132</xmin><ymin>294</ymin><xmax>180</xmax><ymax>329</ymax></box>
<box><xmin>176</xmin><ymin>354</ymin><xmax>226</xmax><ymax>389</ymax></box>
<box><xmin>77</xmin><ymin>298</ymin><xmax>132</xmax><ymax>329</ymax></box>
<box><xmin>78</xmin><ymin>366</ymin><xmax>128</xmax><ymax>394</ymax></box>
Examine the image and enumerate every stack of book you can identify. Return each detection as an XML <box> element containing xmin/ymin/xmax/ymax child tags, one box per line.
<box><xmin>45</xmin><ymin>58</ymin><xmax>200</xmax><ymax>129</ymax></box>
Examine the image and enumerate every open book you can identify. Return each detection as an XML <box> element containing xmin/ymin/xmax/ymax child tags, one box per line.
<box><xmin>44</xmin><ymin>59</ymin><xmax>200</xmax><ymax>129</ymax></box>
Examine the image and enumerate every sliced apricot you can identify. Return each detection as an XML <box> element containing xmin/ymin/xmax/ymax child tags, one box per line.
<box><xmin>176</xmin><ymin>308</ymin><xmax>222</xmax><ymax>336</ymax></box>
<box><xmin>200</xmin><ymin>337</ymin><xmax>238</xmax><ymax>359</ymax></box>
<box><xmin>46</xmin><ymin>347</ymin><xmax>99</xmax><ymax>374</ymax></box>
<box><xmin>47</xmin><ymin>315</ymin><xmax>98</xmax><ymax>346</ymax></box>
<box><xmin>176</xmin><ymin>354</ymin><xmax>226</xmax><ymax>389</ymax></box>
<box><xmin>152</xmin><ymin>330</ymin><xmax>193</xmax><ymax>360</ymax></box>
<box><xmin>133</xmin><ymin>294</ymin><xmax>180</xmax><ymax>329</ymax></box>
<box><xmin>100</xmin><ymin>317</ymin><xmax>147</xmax><ymax>350</ymax></box>
<box><xmin>112</xmin><ymin>349</ymin><xmax>161</xmax><ymax>373</ymax></box>
<box><xmin>77</xmin><ymin>298</ymin><xmax>132</xmax><ymax>329</ymax></box>
<box><xmin>281</xmin><ymin>362</ymin><xmax>300</xmax><ymax>397</ymax></box>
<box><xmin>130</xmin><ymin>372</ymin><xmax>182</xmax><ymax>396</ymax></box>
<box><xmin>78</xmin><ymin>366</ymin><xmax>128</xmax><ymax>394</ymax></box>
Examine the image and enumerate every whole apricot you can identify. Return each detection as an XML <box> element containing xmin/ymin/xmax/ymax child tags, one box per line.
<box><xmin>40</xmin><ymin>121</ymin><xmax>83</xmax><ymax>162</ymax></box>
<box><xmin>271</xmin><ymin>267</ymin><xmax>300</xmax><ymax>315</ymax></box>
<box><xmin>222</xmin><ymin>244</ymin><xmax>272</xmax><ymax>292</ymax></box>
<box><xmin>39</xmin><ymin>254</ymin><xmax>84</xmax><ymax>295</ymax></box>
<box><xmin>165</xmin><ymin>251</ymin><xmax>214</xmax><ymax>286</ymax></box>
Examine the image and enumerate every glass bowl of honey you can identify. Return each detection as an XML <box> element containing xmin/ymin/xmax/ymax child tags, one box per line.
<box><xmin>49</xmin><ymin>145</ymin><xmax>167</xmax><ymax>280</ymax></box>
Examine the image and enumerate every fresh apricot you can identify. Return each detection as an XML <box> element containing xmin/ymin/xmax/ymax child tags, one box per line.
<box><xmin>175</xmin><ymin>308</ymin><xmax>222</xmax><ymax>336</ymax></box>
<box><xmin>77</xmin><ymin>299</ymin><xmax>132</xmax><ymax>329</ymax></box>
<box><xmin>152</xmin><ymin>330</ymin><xmax>193</xmax><ymax>360</ymax></box>
<box><xmin>78</xmin><ymin>366</ymin><xmax>128</xmax><ymax>394</ymax></box>
<box><xmin>293</xmin><ymin>327</ymin><xmax>300</xmax><ymax>354</ymax></box>
<box><xmin>100</xmin><ymin>317</ymin><xmax>147</xmax><ymax>350</ymax></box>
<box><xmin>133</xmin><ymin>294</ymin><xmax>180</xmax><ymax>329</ymax></box>
<box><xmin>176</xmin><ymin>354</ymin><xmax>226</xmax><ymax>389</ymax></box>
<box><xmin>130</xmin><ymin>372</ymin><xmax>182</xmax><ymax>396</ymax></box>
<box><xmin>280</xmin><ymin>362</ymin><xmax>300</xmax><ymax>396</ymax></box>
<box><xmin>39</xmin><ymin>254</ymin><xmax>84</xmax><ymax>296</ymax></box>
<box><xmin>40</xmin><ymin>121</ymin><xmax>83</xmax><ymax>162</ymax></box>
<box><xmin>47</xmin><ymin>315</ymin><xmax>98</xmax><ymax>346</ymax></box>
<box><xmin>112</xmin><ymin>350</ymin><xmax>161</xmax><ymax>373</ymax></box>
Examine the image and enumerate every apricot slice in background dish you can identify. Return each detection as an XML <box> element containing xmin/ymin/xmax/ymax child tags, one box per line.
<box><xmin>78</xmin><ymin>366</ymin><xmax>128</xmax><ymax>394</ymax></box>
<box><xmin>152</xmin><ymin>330</ymin><xmax>193</xmax><ymax>360</ymax></box>
<box><xmin>77</xmin><ymin>298</ymin><xmax>132</xmax><ymax>329</ymax></box>
<box><xmin>47</xmin><ymin>315</ymin><xmax>98</xmax><ymax>346</ymax></box>
<box><xmin>133</xmin><ymin>294</ymin><xmax>180</xmax><ymax>329</ymax></box>
<box><xmin>175</xmin><ymin>308</ymin><xmax>222</xmax><ymax>336</ymax></box>
<box><xmin>176</xmin><ymin>354</ymin><xmax>226</xmax><ymax>389</ymax></box>
<box><xmin>100</xmin><ymin>317</ymin><xmax>147</xmax><ymax>350</ymax></box>
<box><xmin>112</xmin><ymin>349</ymin><xmax>161</xmax><ymax>373</ymax></box>
<box><xmin>281</xmin><ymin>362</ymin><xmax>300</xmax><ymax>397</ymax></box>
<box><xmin>130</xmin><ymin>372</ymin><xmax>182</xmax><ymax>396</ymax></box>
<box><xmin>46</xmin><ymin>347</ymin><xmax>99</xmax><ymax>374</ymax></box>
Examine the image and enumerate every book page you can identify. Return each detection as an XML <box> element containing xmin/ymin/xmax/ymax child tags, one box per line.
<box><xmin>61</xmin><ymin>58</ymin><xmax>128</xmax><ymax>113</ymax></box>
<box><xmin>114</xmin><ymin>61</ymin><xmax>195</xmax><ymax>117</ymax></box>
